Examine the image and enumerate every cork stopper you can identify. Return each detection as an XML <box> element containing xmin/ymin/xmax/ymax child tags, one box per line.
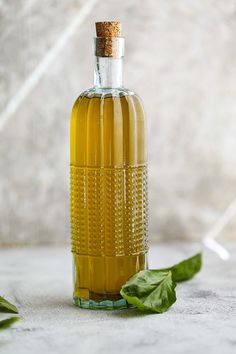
<box><xmin>95</xmin><ymin>21</ymin><xmax>124</xmax><ymax>58</ymax></box>
<box><xmin>95</xmin><ymin>21</ymin><xmax>121</xmax><ymax>37</ymax></box>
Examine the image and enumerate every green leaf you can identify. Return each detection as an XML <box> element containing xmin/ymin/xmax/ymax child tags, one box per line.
<box><xmin>161</xmin><ymin>252</ymin><xmax>202</xmax><ymax>282</ymax></box>
<box><xmin>0</xmin><ymin>317</ymin><xmax>20</xmax><ymax>330</ymax></box>
<box><xmin>120</xmin><ymin>270</ymin><xmax>176</xmax><ymax>313</ymax></box>
<box><xmin>120</xmin><ymin>252</ymin><xmax>202</xmax><ymax>313</ymax></box>
<box><xmin>0</xmin><ymin>296</ymin><xmax>19</xmax><ymax>314</ymax></box>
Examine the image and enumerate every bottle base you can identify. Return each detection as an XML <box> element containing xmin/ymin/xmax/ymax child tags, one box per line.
<box><xmin>73</xmin><ymin>296</ymin><xmax>131</xmax><ymax>310</ymax></box>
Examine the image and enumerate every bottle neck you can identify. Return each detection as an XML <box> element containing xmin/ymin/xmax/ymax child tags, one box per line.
<box><xmin>94</xmin><ymin>56</ymin><xmax>123</xmax><ymax>89</ymax></box>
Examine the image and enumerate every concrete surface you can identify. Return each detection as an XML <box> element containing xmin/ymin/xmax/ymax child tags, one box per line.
<box><xmin>0</xmin><ymin>242</ymin><xmax>236</xmax><ymax>354</ymax></box>
<box><xmin>1</xmin><ymin>0</ymin><xmax>236</xmax><ymax>245</ymax></box>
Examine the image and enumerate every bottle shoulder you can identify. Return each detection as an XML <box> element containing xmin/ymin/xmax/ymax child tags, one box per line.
<box><xmin>71</xmin><ymin>86</ymin><xmax>145</xmax><ymax>119</ymax></box>
<box><xmin>75</xmin><ymin>86</ymin><xmax>142</xmax><ymax>100</ymax></box>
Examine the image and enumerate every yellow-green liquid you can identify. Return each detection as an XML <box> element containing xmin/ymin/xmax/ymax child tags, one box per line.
<box><xmin>70</xmin><ymin>91</ymin><xmax>148</xmax><ymax>307</ymax></box>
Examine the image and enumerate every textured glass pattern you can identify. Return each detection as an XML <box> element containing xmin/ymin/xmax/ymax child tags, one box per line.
<box><xmin>71</xmin><ymin>165</ymin><xmax>148</xmax><ymax>256</ymax></box>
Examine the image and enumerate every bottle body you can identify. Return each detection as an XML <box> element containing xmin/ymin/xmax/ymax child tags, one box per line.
<box><xmin>70</xmin><ymin>88</ymin><xmax>149</xmax><ymax>309</ymax></box>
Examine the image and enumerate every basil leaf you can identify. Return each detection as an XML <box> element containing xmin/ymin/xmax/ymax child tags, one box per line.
<box><xmin>120</xmin><ymin>253</ymin><xmax>202</xmax><ymax>313</ymax></box>
<box><xmin>120</xmin><ymin>270</ymin><xmax>176</xmax><ymax>313</ymax></box>
<box><xmin>0</xmin><ymin>296</ymin><xmax>19</xmax><ymax>314</ymax></box>
<box><xmin>162</xmin><ymin>252</ymin><xmax>202</xmax><ymax>282</ymax></box>
<box><xmin>0</xmin><ymin>317</ymin><xmax>20</xmax><ymax>330</ymax></box>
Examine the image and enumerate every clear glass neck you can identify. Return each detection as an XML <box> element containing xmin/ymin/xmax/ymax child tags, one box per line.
<box><xmin>94</xmin><ymin>57</ymin><xmax>123</xmax><ymax>89</ymax></box>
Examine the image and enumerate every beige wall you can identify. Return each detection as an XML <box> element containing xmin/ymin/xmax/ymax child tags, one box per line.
<box><xmin>0</xmin><ymin>0</ymin><xmax>236</xmax><ymax>245</ymax></box>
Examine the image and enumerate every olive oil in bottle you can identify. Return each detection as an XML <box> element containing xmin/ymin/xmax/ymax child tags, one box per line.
<box><xmin>70</xmin><ymin>21</ymin><xmax>149</xmax><ymax>309</ymax></box>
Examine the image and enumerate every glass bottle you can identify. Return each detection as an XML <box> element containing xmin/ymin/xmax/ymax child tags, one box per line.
<box><xmin>70</xmin><ymin>21</ymin><xmax>149</xmax><ymax>309</ymax></box>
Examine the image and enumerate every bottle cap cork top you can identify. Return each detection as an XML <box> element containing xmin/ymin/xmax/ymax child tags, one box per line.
<box><xmin>94</xmin><ymin>21</ymin><xmax>124</xmax><ymax>58</ymax></box>
<box><xmin>95</xmin><ymin>21</ymin><xmax>121</xmax><ymax>37</ymax></box>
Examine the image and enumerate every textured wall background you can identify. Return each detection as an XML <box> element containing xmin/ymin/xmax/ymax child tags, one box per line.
<box><xmin>0</xmin><ymin>0</ymin><xmax>236</xmax><ymax>245</ymax></box>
